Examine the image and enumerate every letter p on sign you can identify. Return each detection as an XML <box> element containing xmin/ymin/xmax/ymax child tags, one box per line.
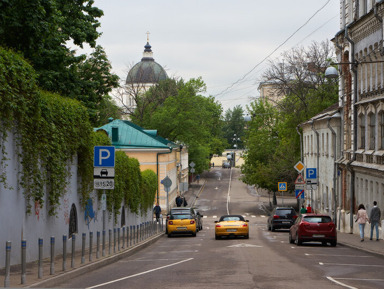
<box><xmin>94</xmin><ymin>146</ymin><xmax>115</xmax><ymax>167</ymax></box>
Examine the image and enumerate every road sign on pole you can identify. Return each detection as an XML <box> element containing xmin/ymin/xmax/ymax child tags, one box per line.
<box><xmin>278</xmin><ymin>182</ymin><xmax>287</xmax><ymax>191</ymax></box>
<box><xmin>306</xmin><ymin>168</ymin><xmax>317</xmax><ymax>179</ymax></box>
<box><xmin>294</xmin><ymin>161</ymin><xmax>305</xmax><ymax>172</ymax></box>
<box><xmin>94</xmin><ymin>146</ymin><xmax>115</xmax><ymax>190</ymax></box>
<box><xmin>94</xmin><ymin>146</ymin><xmax>115</xmax><ymax>167</ymax></box>
<box><xmin>295</xmin><ymin>189</ymin><xmax>305</xmax><ymax>199</ymax></box>
<box><xmin>294</xmin><ymin>174</ymin><xmax>305</xmax><ymax>184</ymax></box>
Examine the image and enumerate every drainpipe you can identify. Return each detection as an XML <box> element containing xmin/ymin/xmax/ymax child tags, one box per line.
<box><xmin>311</xmin><ymin>121</ymin><xmax>319</xmax><ymax>211</ymax></box>
<box><xmin>156</xmin><ymin>147</ymin><xmax>173</xmax><ymax>204</ymax></box>
<box><xmin>327</xmin><ymin>115</ymin><xmax>340</xmax><ymax>227</ymax></box>
<box><xmin>296</xmin><ymin>125</ymin><xmax>303</xmax><ymax>162</ymax></box>
<box><xmin>345</xmin><ymin>24</ymin><xmax>358</xmax><ymax>233</ymax></box>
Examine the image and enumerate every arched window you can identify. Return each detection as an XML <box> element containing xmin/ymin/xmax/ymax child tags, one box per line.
<box><xmin>369</xmin><ymin>113</ymin><xmax>375</xmax><ymax>150</ymax></box>
<box><xmin>69</xmin><ymin>204</ymin><xmax>78</xmax><ymax>238</ymax></box>
<box><xmin>359</xmin><ymin>114</ymin><xmax>366</xmax><ymax>149</ymax></box>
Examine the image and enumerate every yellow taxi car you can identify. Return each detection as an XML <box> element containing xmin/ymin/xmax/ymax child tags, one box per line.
<box><xmin>215</xmin><ymin>215</ymin><xmax>249</xmax><ymax>239</ymax></box>
<box><xmin>167</xmin><ymin>213</ymin><xmax>197</xmax><ymax>237</ymax></box>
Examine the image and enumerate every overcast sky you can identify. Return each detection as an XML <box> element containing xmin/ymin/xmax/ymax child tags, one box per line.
<box><xmin>87</xmin><ymin>0</ymin><xmax>339</xmax><ymax>113</ymax></box>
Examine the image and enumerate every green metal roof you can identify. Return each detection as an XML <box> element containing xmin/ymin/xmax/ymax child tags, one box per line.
<box><xmin>94</xmin><ymin>119</ymin><xmax>176</xmax><ymax>149</ymax></box>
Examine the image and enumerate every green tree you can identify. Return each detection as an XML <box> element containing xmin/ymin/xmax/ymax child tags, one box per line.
<box><xmin>132</xmin><ymin>77</ymin><xmax>226</xmax><ymax>173</ymax></box>
<box><xmin>222</xmin><ymin>105</ymin><xmax>246</xmax><ymax>149</ymax></box>
<box><xmin>0</xmin><ymin>0</ymin><xmax>119</xmax><ymax>125</ymax></box>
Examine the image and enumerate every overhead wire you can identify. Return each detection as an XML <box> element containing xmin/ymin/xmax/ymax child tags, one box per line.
<box><xmin>213</xmin><ymin>0</ymin><xmax>332</xmax><ymax>99</ymax></box>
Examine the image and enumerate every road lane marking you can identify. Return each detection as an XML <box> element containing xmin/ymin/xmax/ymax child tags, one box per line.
<box><xmin>227</xmin><ymin>243</ymin><xmax>263</xmax><ymax>248</ymax></box>
<box><xmin>305</xmin><ymin>253</ymin><xmax>372</xmax><ymax>258</ymax></box>
<box><xmin>320</xmin><ymin>262</ymin><xmax>384</xmax><ymax>267</ymax></box>
<box><xmin>227</xmin><ymin>168</ymin><xmax>232</xmax><ymax>214</ymax></box>
<box><xmin>86</xmin><ymin>258</ymin><xmax>194</xmax><ymax>289</ymax></box>
<box><xmin>326</xmin><ymin>276</ymin><xmax>358</xmax><ymax>289</ymax></box>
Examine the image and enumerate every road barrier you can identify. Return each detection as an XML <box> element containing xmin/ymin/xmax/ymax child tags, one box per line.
<box><xmin>2</xmin><ymin>220</ymin><xmax>164</xmax><ymax>287</ymax></box>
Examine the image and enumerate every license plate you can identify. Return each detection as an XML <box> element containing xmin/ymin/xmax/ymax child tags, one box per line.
<box><xmin>177</xmin><ymin>227</ymin><xmax>187</xmax><ymax>230</ymax></box>
<box><xmin>313</xmin><ymin>234</ymin><xmax>325</xmax><ymax>237</ymax></box>
<box><xmin>282</xmin><ymin>222</ymin><xmax>291</xmax><ymax>224</ymax></box>
<box><xmin>226</xmin><ymin>229</ymin><xmax>237</xmax><ymax>232</ymax></box>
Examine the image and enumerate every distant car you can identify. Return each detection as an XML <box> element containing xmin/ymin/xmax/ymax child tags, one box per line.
<box><xmin>267</xmin><ymin>207</ymin><xmax>297</xmax><ymax>231</ymax></box>
<box><xmin>222</xmin><ymin>162</ymin><xmax>231</xmax><ymax>168</ymax></box>
<box><xmin>289</xmin><ymin>214</ymin><xmax>337</xmax><ymax>246</ymax></box>
<box><xmin>215</xmin><ymin>215</ymin><xmax>249</xmax><ymax>239</ymax></box>
<box><xmin>167</xmin><ymin>213</ymin><xmax>197</xmax><ymax>237</ymax></box>
<box><xmin>167</xmin><ymin>207</ymin><xmax>199</xmax><ymax>233</ymax></box>
<box><xmin>100</xmin><ymin>169</ymin><xmax>108</xmax><ymax>177</ymax></box>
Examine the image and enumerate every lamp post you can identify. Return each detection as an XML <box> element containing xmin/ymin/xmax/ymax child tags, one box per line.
<box><xmin>232</xmin><ymin>134</ymin><xmax>240</xmax><ymax>167</ymax></box>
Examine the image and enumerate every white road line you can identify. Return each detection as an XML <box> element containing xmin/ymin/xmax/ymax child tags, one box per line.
<box><xmin>203</xmin><ymin>216</ymin><xmax>208</xmax><ymax>218</ymax></box>
<box><xmin>320</xmin><ymin>262</ymin><xmax>384</xmax><ymax>267</ymax></box>
<box><xmin>332</xmin><ymin>277</ymin><xmax>384</xmax><ymax>281</ymax></box>
<box><xmin>326</xmin><ymin>276</ymin><xmax>358</xmax><ymax>289</ymax></box>
<box><xmin>227</xmin><ymin>168</ymin><xmax>232</xmax><ymax>215</ymax></box>
<box><xmin>86</xmin><ymin>258</ymin><xmax>194</xmax><ymax>289</ymax></box>
<box><xmin>305</xmin><ymin>253</ymin><xmax>372</xmax><ymax>258</ymax></box>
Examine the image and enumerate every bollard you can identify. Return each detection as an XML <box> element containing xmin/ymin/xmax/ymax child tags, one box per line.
<box><xmin>130</xmin><ymin>226</ymin><xmax>133</xmax><ymax>246</ymax></box>
<box><xmin>96</xmin><ymin>231</ymin><xmax>100</xmax><ymax>259</ymax></box>
<box><xmin>89</xmin><ymin>232</ymin><xmax>93</xmax><ymax>262</ymax></box>
<box><xmin>38</xmin><ymin>238</ymin><xmax>43</xmax><ymax>279</ymax></box>
<box><xmin>63</xmin><ymin>235</ymin><xmax>67</xmax><ymax>271</ymax></box>
<box><xmin>81</xmin><ymin>233</ymin><xmax>86</xmax><ymax>264</ymax></box>
<box><xmin>102</xmin><ymin>230</ymin><xmax>106</xmax><ymax>257</ymax></box>
<box><xmin>137</xmin><ymin>225</ymin><xmax>139</xmax><ymax>243</ymax></box>
<box><xmin>71</xmin><ymin>234</ymin><xmax>76</xmax><ymax>268</ymax></box>
<box><xmin>108</xmin><ymin>229</ymin><xmax>112</xmax><ymax>255</ymax></box>
<box><xmin>126</xmin><ymin>226</ymin><xmax>129</xmax><ymax>247</ymax></box>
<box><xmin>122</xmin><ymin>227</ymin><xmax>125</xmax><ymax>249</ymax></box>
<box><xmin>50</xmin><ymin>236</ymin><xmax>55</xmax><ymax>275</ymax></box>
<box><xmin>113</xmin><ymin>228</ymin><xmax>116</xmax><ymax>253</ymax></box>
<box><xmin>117</xmin><ymin>228</ymin><xmax>120</xmax><ymax>251</ymax></box>
<box><xmin>21</xmin><ymin>240</ymin><xmax>26</xmax><ymax>284</ymax></box>
<box><xmin>4</xmin><ymin>241</ymin><xmax>11</xmax><ymax>287</ymax></box>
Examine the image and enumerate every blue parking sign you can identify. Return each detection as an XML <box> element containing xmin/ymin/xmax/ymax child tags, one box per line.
<box><xmin>306</xmin><ymin>168</ymin><xmax>317</xmax><ymax>179</ymax></box>
<box><xmin>94</xmin><ymin>146</ymin><xmax>115</xmax><ymax>167</ymax></box>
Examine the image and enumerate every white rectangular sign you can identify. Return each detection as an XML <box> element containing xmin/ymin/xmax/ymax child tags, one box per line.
<box><xmin>94</xmin><ymin>167</ymin><xmax>115</xmax><ymax>178</ymax></box>
<box><xmin>94</xmin><ymin>179</ymin><xmax>115</xmax><ymax>190</ymax></box>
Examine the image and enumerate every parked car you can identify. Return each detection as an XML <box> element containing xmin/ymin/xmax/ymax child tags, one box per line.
<box><xmin>215</xmin><ymin>215</ymin><xmax>249</xmax><ymax>239</ymax></box>
<box><xmin>267</xmin><ymin>207</ymin><xmax>297</xmax><ymax>231</ymax></box>
<box><xmin>193</xmin><ymin>208</ymin><xmax>203</xmax><ymax>231</ymax></box>
<box><xmin>167</xmin><ymin>213</ymin><xmax>197</xmax><ymax>237</ymax></box>
<box><xmin>289</xmin><ymin>214</ymin><xmax>337</xmax><ymax>246</ymax></box>
<box><xmin>167</xmin><ymin>207</ymin><xmax>199</xmax><ymax>234</ymax></box>
<box><xmin>222</xmin><ymin>162</ymin><xmax>231</xmax><ymax>168</ymax></box>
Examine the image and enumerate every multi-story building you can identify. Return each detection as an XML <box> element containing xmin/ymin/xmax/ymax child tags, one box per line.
<box><xmin>323</xmin><ymin>0</ymin><xmax>384</xmax><ymax>233</ymax></box>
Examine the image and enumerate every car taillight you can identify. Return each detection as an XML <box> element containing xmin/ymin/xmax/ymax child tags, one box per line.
<box><xmin>273</xmin><ymin>215</ymin><xmax>279</xmax><ymax>219</ymax></box>
<box><xmin>242</xmin><ymin>223</ymin><xmax>248</xmax><ymax>227</ymax></box>
<box><xmin>216</xmin><ymin>224</ymin><xmax>222</xmax><ymax>228</ymax></box>
<box><xmin>168</xmin><ymin>221</ymin><xmax>173</xmax><ymax>225</ymax></box>
<box><xmin>190</xmin><ymin>220</ymin><xmax>195</xmax><ymax>224</ymax></box>
<box><xmin>167</xmin><ymin>215</ymin><xmax>170</xmax><ymax>220</ymax></box>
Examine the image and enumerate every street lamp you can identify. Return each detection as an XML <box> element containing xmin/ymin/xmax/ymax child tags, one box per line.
<box><xmin>232</xmin><ymin>134</ymin><xmax>240</xmax><ymax>167</ymax></box>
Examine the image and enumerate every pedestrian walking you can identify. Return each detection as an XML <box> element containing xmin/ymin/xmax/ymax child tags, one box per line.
<box><xmin>356</xmin><ymin>204</ymin><xmax>369</xmax><ymax>241</ymax></box>
<box><xmin>175</xmin><ymin>195</ymin><xmax>183</xmax><ymax>207</ymax></box>
<box><xmin>153</xmin><ymin>203</ymin><xmax>161</xmax><ymax>223</ymax></box>
<box><xmin>300</xmin><ymin>205</ymin><xmax>307</xmax><ymax>214</ymax></box>
<box><xmin>183</xmin><ymin>196</ymin><xmax>188</xmax><ymax>207</ymax></box>
<box><xmin>369</xmin><ymin>201</ymin><xmax>381</xmax><ymax>241</ymax></box>
<box><xmin>306</xmin><ymin>204</ymin><xmax>312</xmax><ymax>213</ymax></box>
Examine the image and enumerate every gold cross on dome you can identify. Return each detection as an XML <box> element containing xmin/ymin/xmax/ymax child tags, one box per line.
<box><xmin>146</xmin><ymin>31</ymin><xmax>150</xmax><ymax>42</ymax></box>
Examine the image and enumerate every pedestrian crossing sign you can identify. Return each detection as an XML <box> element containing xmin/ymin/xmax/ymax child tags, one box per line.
<box><xmin>278</xmin><ymin>182</ymin><xmax>287</xmax><ymax>191</ymax></box>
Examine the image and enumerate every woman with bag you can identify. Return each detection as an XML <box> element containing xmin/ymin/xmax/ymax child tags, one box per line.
<box><xmin>356</xmin><ymin>204</ymin><xmax>369</xmax><ymax>241</ymax></box>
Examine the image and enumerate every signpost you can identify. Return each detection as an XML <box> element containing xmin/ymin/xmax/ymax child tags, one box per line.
<box><xmin>278</xmin><ymin>182</ymin><xmax>287</xmax><ymax>206</ymax></box>
<box><xmin>295</xmin><ymin>189</ymin><xmax>305</xmax><ymax>199</ymax></box>
<box><xmin>305</xmin><ymin>168</ymin><xmax>318</xmax><ymax>206</ymax></box>
<box><xmin>294</xmin><ymin>161</ymin><xmax>305</xmax><ymax>173</ymax></box>
<box><xmin>161</xmin><ymin>176</ymin><xmax>172</xmax><ymax>212</ymax></box>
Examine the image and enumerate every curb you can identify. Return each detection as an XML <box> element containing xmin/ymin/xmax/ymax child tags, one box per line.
<box><xmin>29</xmin><ymin>232</ymin><xmax>164</xmax><ymax>288</ymax></box>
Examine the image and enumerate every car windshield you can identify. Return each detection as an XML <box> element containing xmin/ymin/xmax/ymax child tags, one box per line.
<box><xmin>171</xmin><ymin>214</ymin><xmax>193</xmax><ymax>220</ymax></box>
<box><xmin>171</xmin><ymin>209</ymin><xmax>190</xmax><ymax>214</ymax></box>
<box><xmin>276</xmin><ymin>209</ymin><xmax>295</xmax><ymax>216</ymax></box>
<box><xmin>221</xmin><ymin>216</ymin><xmax>244</xmax><ymax>221</ymax></box>
<box><xmin>304</xmin><ymin>216</ymin><xmax>332</xmax><ymax>223</ymax></box>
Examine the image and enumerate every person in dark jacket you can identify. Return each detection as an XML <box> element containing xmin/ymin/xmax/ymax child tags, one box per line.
<box><xmin>369</xmin><ymin>201</ymin><xmax>381</xmax><ymax>241</ymax></box>
<box><xmin>176</xmin><ymin>195</ymin><xmax>183</xmax><ymax>207</ymax></box>
<box><xmin>153</xmin><ymin>203</ymin><xmax>161</xmax><ymax>223</ymax></box>
<box><xmin>183</xmin><ymin>197</ymin><xmax>188</xmax><ymax>207</ymax></box>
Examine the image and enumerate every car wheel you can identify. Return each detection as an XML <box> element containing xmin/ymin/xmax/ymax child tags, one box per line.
<box><xmin>289</xmin><ymin>233</ymin><xmax>294</xmax><ymax>244</ymax></box>
<box><xmin>271</xmin><ymin>224</ymin><xmax>275</xmax><ymax>232</ymax></box>
<box><xmin>322</xmin><ymin>241</ymin><xmax>327</xmax><ymax>246</ymax></box>
<box><xmin>267</xmin><ymin>223</ymin><xmax>271</xmax><ymax>231</ymax></box>
<box><xmin>215</xmin><ymin>234</ymin><xmax>220</xmax><ymax>240</ymax></box>
<box><xmin>330</xmin><ymin>240</ymin><xmax>337</xmax><ymax>247</ymax></box>
<box><xmin>244</xmin><ymin>234</ymin><xmax>249</xmax><ymax>239</ymax></box>
<box><xmin>296</xmin><ymin>234</ymin><xmax>302</xmax><ymax>246</ymax></box>
<box><xmin>167</xmin><ymin>233</ymin><xmax>172</xmax><ymax>238</ymax></box>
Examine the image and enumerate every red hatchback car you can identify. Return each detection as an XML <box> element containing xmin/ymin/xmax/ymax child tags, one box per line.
<box><xmin>289</xmin><ymin>214</ymin><xmax>337</xmax><ymax>246</ymax></box>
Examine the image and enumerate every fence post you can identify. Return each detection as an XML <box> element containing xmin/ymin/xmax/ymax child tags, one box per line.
<box><xmin>108</xmin><ymin>229</ymin><xmax>112</xmax><ymax>255</ymax></box>
<box><xmin>50</xmin><ymin>236</ymin><xmax>55</xmax><ymax>275</ymax></box>
<box><xmin>89</xmin><ymin>232</ymin><xmax>93</xmax><ymax>262</ymax></box>
<box><xmin>38</xmin><ymin>238</ymin><xmax>43</xmax><ymax>279</ymax></box>
<box><xmin>21</xmin><ymin>240</ymin><xmax>26</xmax><ymax>284</ymax></box>
<box><xmin>81</xmin><ymin>233</ymin><xmax>86</xmax><ymax>264</ymax></box>
<box><xmin>117</xmin><ymin>228</ymin><xmax>120</xmax><ymax>251</ymax></box>
<box><xmin>122</xmin><ymin>227</ymin><xmax>125</xmax><ymax>249</ymax></box>
<box><xmin>4</xmin><ymin>241</ymin><xmax>11</xmax><ymax>287</ymax></box>
<box><xmin>71</xmin><ymin>235</ymin><xmax>76</xmax><ymax>268</ymax></box>
<box><xmin>113</xmin><ymin>228</ymin><xmax>116</xmax><ymax>253</ymax></box>
<box><xmin>96</xmin><ymin>231</ymin><xmax>100</xmax><ymax>259</ymax></box>
<box><xmin>102</xmin><ymin>230</ymin><xmax>106</xmax><ymax>257</ymax></box>
<box><xmin>62</xmin><ymin>235</ymin><xmax>67</xmax><ymax>271</ymax></box>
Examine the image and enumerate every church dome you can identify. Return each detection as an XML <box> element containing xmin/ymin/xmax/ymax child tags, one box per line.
<box><xmin>126</xmin><ymin>42</ymin><xmax>168</xmax><ymax>84</ymax></box>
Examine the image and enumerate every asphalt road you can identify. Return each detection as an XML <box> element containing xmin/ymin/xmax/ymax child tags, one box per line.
<box><xmin>53</xmin><ymin>168</ymin><xmax>384</xmax><ymax>289</ymax></box>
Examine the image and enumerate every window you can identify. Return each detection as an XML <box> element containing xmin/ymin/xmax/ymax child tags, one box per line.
<box><xmin>380</xmin><ymin>112</ymin><xmax>384</xmax><ymax>149</ymax></box>
<box><xmin>359</xmin><ymin>114</ymin><xmax>366</xmax><ymax>149</ymax></box>
<box><xmin>369</xmin><ymin>113</ymin><xmax>375</xmax><ymax>150</ymax></box>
